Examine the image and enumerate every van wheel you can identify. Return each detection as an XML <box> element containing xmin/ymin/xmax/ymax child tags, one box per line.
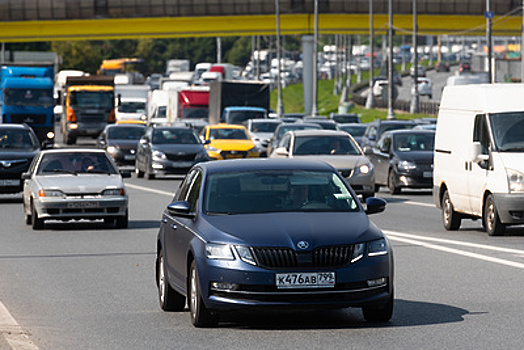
<box><xmin>388</xmin><ymin>170</ymin><xmax>401</xmax><ymax>195</ymax></box>
<box><xmin>442</xmin><ymin>190</ymin><xmax>461</xmax><ymax>230</ymax></box>
<box><xmin>484</xmin><ymin>194</ymin><xmax>505</xmax><ymax>236</ymax></box>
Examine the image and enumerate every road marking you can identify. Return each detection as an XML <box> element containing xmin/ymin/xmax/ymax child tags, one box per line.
<box><xmin>0</xmin><ymin>301</ymin><xmax>38</xmax><ymax>350</ymax></box>
<box><xmin>402</xmin><ymin>201</ymin><xmax>435</xmax><ymax>208</ymax></box>
<box><xmin>386</xmin><ymin>230</ymin><xmax>524</xmax><ymax>270</ymax></box>
<box><xmin>125</xmin><ymin>183</ymin><xmax>173</xmax><ymax>197</ymax></box>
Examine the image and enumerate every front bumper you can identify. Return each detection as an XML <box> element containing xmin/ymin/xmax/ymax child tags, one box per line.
<box><xmin>394</xmin><ymin>170</ymin><xmax>433</xmax><ymax>189</ymax></box>
<box><xmin>34</xmin><ymin>196</ymin><xmax>128</xmax><ymax>220</ymax></box>
<box><xmin>150</xmin><ymin>159</ymin><xmax>204</xmax><ymax>175</ymax></box>
<box><xmin>492</xmin><ymin>193</ymin><xmax>524</xmax><ymax>225</ymax></box>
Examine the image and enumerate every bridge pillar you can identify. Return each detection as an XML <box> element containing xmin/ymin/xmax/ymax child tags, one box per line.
<box><xmin>302</xmin><ymin>35</ymin><xmax>314</xmax><ymax>116</ymax></box>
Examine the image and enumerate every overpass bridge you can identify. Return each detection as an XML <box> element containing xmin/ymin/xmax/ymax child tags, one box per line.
<box><xmin>0</xmin><ymin>0</ymin><xmax>522</xmax><ymax>42</ymax></box>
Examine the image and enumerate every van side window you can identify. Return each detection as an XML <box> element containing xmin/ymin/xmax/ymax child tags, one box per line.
<box><xmin>473</xmin><ymin>115</ymin><xmax>490</xmax><ymax>155</ymax></box>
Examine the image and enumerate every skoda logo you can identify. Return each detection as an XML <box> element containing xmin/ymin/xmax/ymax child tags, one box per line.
<box><xmin>0</xmin><ymin>160</ymin><xmax>12</xmax><ymax>168</ymax></box>
<box><xmin>297</xmin><ymin>241</ymin><xmax>309</xmax><ymax>250</ymax></box>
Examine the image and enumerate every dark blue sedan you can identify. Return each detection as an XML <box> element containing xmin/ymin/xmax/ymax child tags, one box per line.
<box><xmin>156</xmin><ymin>158</ymin><xmax>394</xmax><ymax>327</ymax></box>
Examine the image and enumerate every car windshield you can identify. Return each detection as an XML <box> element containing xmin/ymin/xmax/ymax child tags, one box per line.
<box><xmin>209</xmin><ymin>128</ymin><xmax>249</xmax><ymax>140</ymax></box>
<box><xmin>250</xmin><ymin>121</ymin><xmax>280</xmax><ymax>133</ymax></box>
<box><xmin>205</xmin><ymin>170</ymin><xmax>360</xmax><ymax>214</ymax></box>
<box><xmin>38</xmin><ymin>153</ymin><xmax>118</xmax><ymax>175</ymax></box>
<box><xmin>339</xmin><ymin>126</ymin><xmax>366</xmax><ymax>137</ymax></box>
<box><xmin>107</xmin><ymin>126</ymin><xmax>145</xmax><ymax>140</ymax></box>
<box><xmin>393</xmin><ymin>133</ymin><xmax>435</xmax><ymax>152</ymax></box>
<box><xmin>153</xmin><ymin>129</ymin><xmax>200</xmax><ymax>144</ymax></box>
<box><xmin>293</xmin><ymin>136</ymin><xmax>361</xmax><ymax>155</ymax></box>
<box><xmin>0</xmin><ymin>130</ymin><xmax>39</xmax><ymax>149</ymax></box>
<box><xmin>490</xmin><ymin>112</ymin><xmax>524</xmax><ymax>151</ymax></box>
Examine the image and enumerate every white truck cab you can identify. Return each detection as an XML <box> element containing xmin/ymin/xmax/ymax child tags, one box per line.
<box><xmin>434</xmin><ymin>84</ymin><xmax>524</xmax><ymax>235</ymax></box>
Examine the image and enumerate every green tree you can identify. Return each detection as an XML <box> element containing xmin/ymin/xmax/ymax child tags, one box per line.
<box><xmin>51</xmin><ymin>41</ymin><xmax>101</xmax><ymax>74</ymax></box>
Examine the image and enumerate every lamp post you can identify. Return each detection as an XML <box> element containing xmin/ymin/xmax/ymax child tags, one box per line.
<box><xmin>311</xmin><ymin>0</ymin><xmax>319</xmax><ymax>116</ymax></box>
<box><xmin>276</xmin><ymin>0</ymin><xmax>284</xmax><ymax>117</ymax></box>
<box><xmin>365</xmin><ymin>0</ymin><xmax>375</xmax><ymax>109</ymax></box>
<box><xmin>486</xmin><ymin>0</ymin><xmax>493</xmax><ymax>83</ymax></box>
<box><xmin>522</xmin><ymin>0</ymin><xmax>524</xmax><ymax>83</ymax></box>
<box><xmin>410</xmin><ymin>0</ymin><xmax>419</xmax><ymax>114</ymax></box>
<box><xmin>387</xmin><ymin>0</ymin><xmax>395</xmax><ymax>119</ymax></box>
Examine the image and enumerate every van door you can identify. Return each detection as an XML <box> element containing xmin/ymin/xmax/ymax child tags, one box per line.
<box><xmin>467</xmin><ymin>115</ymin><xmax>491</xmax><ymax>215</ymax></box>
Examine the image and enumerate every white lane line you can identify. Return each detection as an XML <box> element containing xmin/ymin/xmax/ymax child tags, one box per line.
<box><xmin>402</xmin><ymin>201</ymin><xmax>435</xmax><ymax>208</ymax></box>
<box><xmin>386</xmin><ymin>232</ymin><xmax>524</xmax><ymax>270</ymax></box>
<box><xmin>125</xmin><ymin>183</ymin><xmax>173</xmax><ymax>197</ymax></box>
<box><xmin>0</xmin><ymin>301</ymin><xmax>38</xmax><ymax>350</ymax></box>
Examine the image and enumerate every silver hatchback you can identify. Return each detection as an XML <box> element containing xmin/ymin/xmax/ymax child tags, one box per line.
<box><xmin>22</xmin><ymin>148</ymin><xmax>129</xmax><ymax>230</ymax></box>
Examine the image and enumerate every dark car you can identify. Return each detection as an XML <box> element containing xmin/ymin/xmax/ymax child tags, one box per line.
<box><xmin>365</xmin><ymin>129</ymin><xmax>435</xmax><ymax>194</ymax></box>
<box><xmin>0</xmin><ymin>124</ymin><xmax>42</xmax><ymax>194</ymax></box>
<box><xmin>360</xmin><ymin>119</ymin><xmax>416</xmax><ymax>152</ymax></box>
<box><xmin>156</xmin><ymin>158</ymin><xmax>393</xmax><ymax>327</ymax></box>
<box><xmin>301</xmin><ymin>117</ymin><xmax>339</xmax><ymax>130</ymax></box>
<box><xmin>459</xmin><ymin>61</ymin><xmax>471</xmax><ymax>73</ymax></box>
<box><xmin>96</xmin><ymin>124</ymin><xmax>146</xmax><ymax>166</ymax></box>
<box><xmin>135</xmin><ymin>126</ymin><xmax>209</xmax><ymax>179</ymax></box>
<box><xmin>338</xmin><ymin>123</ymin><xmax>367</xmax><ymax>146</ymax></box>
<box><xmin>329</xmin><ymin>113</ymin><xmax>362</xmax><ymax>124</ymax></box>
<box><xmin>267</xmin><ymin>122</ymin><xmax>321</xmax><ymax>156</ymax></box>
<box><xmin>435</xmin><ymin>61</ymin><xmax>450</xmax><ymax>72</ymax></box>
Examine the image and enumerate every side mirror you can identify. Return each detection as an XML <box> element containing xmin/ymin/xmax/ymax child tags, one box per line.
<box><xmin>365</xmin><ymin>197</ymin><xmax>387</xmax><ymax>215</ymax></box>
<box><xmin>167</xmin><ymin>201</ymin><xmax>195</xmax><ymax>218</ymax></box>
<box><xmin>363</xmin><ymin>147</ymin><xmax>373</xmax><ymax>155</ymax></box>
<box><xmin>139</xmin><ymin>138</ymin><xmax>148</xmax><ymax>145</ymax></box>
<box><xmin>120</xmin><ymin>170</ymin><xmax>131</xmax><ymax>178</ymax></box>
<box><xmin>41</xmin><ymin>140</ymin><xmax>54</xmax><ymax>150</ymax></box>
<box><xmin>274</xmin><ymin>147</ymin><xmax>289</xmax><ymax>156</ymax></box>
<box><xmin>469</xmin><ymin>142</ymin><xmax>489</xmax><ymax>163</ymax></box>
<box><xmin>21</xmin><ymin>172</ymin><xmax>31</xmax><ymax>180</ymax></box>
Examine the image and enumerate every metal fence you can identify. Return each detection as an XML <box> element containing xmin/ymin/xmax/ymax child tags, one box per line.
<box><xmin>351</xmin><ymin>89</ymin><xmax>440</xmax><ymax>116</ymax></box>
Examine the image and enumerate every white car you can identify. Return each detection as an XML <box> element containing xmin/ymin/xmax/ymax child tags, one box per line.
<box><xmin>411</xmin><ymin>77</ymin><xmax>433</xmax><ymax>99</ymax></box>
<box><xmin>410</xmin><ymin>65</ymin><xmax>426</xmax><ymax>77</ymax></box>
<box><xmin>22</xmin><ymin>148</ymin><xmax>130</xmax><ymax>230</ymax></box>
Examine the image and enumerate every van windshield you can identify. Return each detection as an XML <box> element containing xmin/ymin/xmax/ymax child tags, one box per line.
<box><xmin>490</xmin><ymin>112</ymin><xmax>524</xmax><ymax>152</ymax></box>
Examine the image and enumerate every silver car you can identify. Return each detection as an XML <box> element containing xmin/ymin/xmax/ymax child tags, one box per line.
<box><xmin>270</xmin><ymin>130</ymin><xmax>375</xmax><ymax>198</ymax></box>
<box><xmin>22</xmin><ymin>148</ymin><xmax>130</xmax><ymax>230</ymax></box>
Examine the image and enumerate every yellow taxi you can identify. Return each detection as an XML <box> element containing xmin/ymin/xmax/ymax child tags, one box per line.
<box><xmin>200</xmin><ymin>124</ymin><xmax>259</xmax><ymax>160</ymax></box>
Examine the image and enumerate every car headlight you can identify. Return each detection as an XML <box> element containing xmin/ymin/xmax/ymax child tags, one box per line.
<box><xmin>357</xmin><ymin>163</ymin><xmax>372</xmax><ymax>175</ymax></box>
<box><xmin>234</xmin><ymin>245</ymin><xmax>257</xmax><ymax>265</ymax></box>
<box><xmin>106</xmin><ymin>146</ymin><xmax>119</xmax><ymax>155</ymax></box>
<box><xmin>368</xmin><ymin>238</ymin><xmax>388</xmax><ymax>257</ymax></box>
<box><xmin>507</xmin><ymin>168</ymin><xmax>524</xmax><ymax>193</ymax></box>
<box><xmin>247</xmin><ymin>146</ymin><xmax>259</xmax><ymax>157</ymax></box>
<box><xmin>205</xmin><ymin>145</ymin><xmax>221</xmax><ymax>153</ymax></box>
<box><xmin>351</xmin><ymin>243</ymin><xmax>365</xmax><ymax>263</ymax></box>
<box><xmin>206</xmin><ymin>243</ymin><xmax>234</xmax><ymax>260</ymax></box>
<box><xmin>102</xmin><ymin>188</ymin><xmax>126</xmax><ymax>196</ymax></box>
<box><xmin>195</xmin><ymin>150</ymin><xmax>210</xmax><ymax>161</ymax></box>
<box><xmin>38</xmin><ymin>189</ymin><xmax>64</xmax><ymax>197</ymax></box>
<box><xmin>152</xmin><ymin>150</ymin><xmax>167</xmax><ymax>160</ymax></box>
<box><xmin>398</xmin><ymin>160</ymin><xmax>417</xmax><ymax>171</ymax></box>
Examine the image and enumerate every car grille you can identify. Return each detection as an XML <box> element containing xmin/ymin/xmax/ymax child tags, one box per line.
<box><xmin>10</xmin><ymin>114</ymin><xmax>47</xmax><ymax>124</ymax></box>
<box><xmin>166</xmin><ymin>153</ymin><xmax>197</xmax><ymax>162</ymax></box>
<box><xmin>252</xmin><ymin>245</ymin><xmax>354</xmax><ymax>269</ymax></box>
<box><xmin>220</xmin><ymin>150</ymin><xmax>248</xmax><ymax>158</ymax></box>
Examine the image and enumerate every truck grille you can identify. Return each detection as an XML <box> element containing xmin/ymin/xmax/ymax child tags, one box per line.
<box><xmin>77</xmin><ymin>112</ymin><xmax>106</xmax><ymax>123</ymax></box>
<box><xmin>10</xmin><ymin>114</ymin><xmax>47</xmax><ymax>124</ymax></box>
<box><xmin>252</xmin><ymin>245</ymin><xmax>354</xmax><ymax>269</ymax></box>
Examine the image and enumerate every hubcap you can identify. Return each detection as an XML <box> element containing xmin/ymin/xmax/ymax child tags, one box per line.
<box><xmin>190</xmin><ymin>268</ymin><xmax>197</xmax><ymax>315</ymax></box>
<box><xmin>159</xmin><ymin>256</ymin><xmax>165</xmax><ymax>304</ymax></box>
<box><xmin>486</xmin><ymin>201</ymin><xmax>495</xmax><ymax>231</ymax></box>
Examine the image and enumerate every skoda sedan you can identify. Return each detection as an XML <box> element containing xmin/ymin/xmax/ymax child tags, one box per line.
<box><xmin>156</xmin><ymin>159</ymin><xmax>393</xmax><ymax>327</ymax></box>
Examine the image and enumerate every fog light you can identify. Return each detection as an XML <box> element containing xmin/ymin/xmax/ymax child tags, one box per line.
<box><xmin>152</xmin><ymin>163</ymin><xmax>163</xmax><ymax>169</ymax></box>
<box><xmin>367</xmin><ymin>278</ymin><xmax>387</xmax><ymax>287</ymax></box>
<box><xmin>211</xmin><ymin>282</ymin><xmax>239</xmax><ymax>291</ymax></box>
<box><xmin>399</xmin><ymin>176</ymin><xmax>408</xmax><ymax>185</ymax></box>
<box><xmin>69</xmin><ymin>123</ymin><xmax>78</xmax><ymax>129</ymax></box>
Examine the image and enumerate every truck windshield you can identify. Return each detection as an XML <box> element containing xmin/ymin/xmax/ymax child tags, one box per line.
<box><xmin>490</xmin><ymin>112</ymin><xmax>524</xmax><ymax>152</ymax></box>
<box><xmin>228</xmin><ymin>111</ymin><xmax>266</xmax><ymax>124</ymax></box>
<box><xmin>4</xmin><ymin>88</ymin><xmax>54</xmax><ymax>107</ymax></box>
<box><xmin>182</xmin><ymin>107</ymin><xmax>208</xmax><ymax>119</ymax></box>
<box><xmin>118</xmin><ymin>102</ymin><xmax>146</xmax><ymax>113</ymax></box>
<box><xmin>70</xmin><ymin>91</ymin><xmax>114</xmax><ymax>109</ymax></box>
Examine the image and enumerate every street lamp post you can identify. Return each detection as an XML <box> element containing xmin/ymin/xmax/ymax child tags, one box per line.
<box><xmin>311</xmin><ymin>0</ymin><xmax>319</xmax><ymax>116</ymax></box>
<box><xmin>410</xmin><ymin>0</ymin><xmax>419</xmax><ymax>114</ymax></box>
<box><xmin>275</xmin><ymin>0</ymin><xmax>284</xmax><ymax>117</ymax></box>
<box><xmin>387</xmin><ymin>0</ymin><xmax>395</xmax><ymax>119</ymax></box>
<box><xmin>486</xmin><ymin>0</ymin><xmax>493</xmax><ymax>83</ymax></box>
<box><xmin>365</xmin><ymin>0</ymin><xmax>375</xmax><ymax>109</ymax></box>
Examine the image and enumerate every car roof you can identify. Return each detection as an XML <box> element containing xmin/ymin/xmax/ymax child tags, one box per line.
<box><xmin>39</xmin><ymin>148</ymin><xmax>109</xmax><ymax>155</ymax></box>
<box><xmin>290</xmin><ymin>130</ymin><xmax>349</xmax><ymax>137</ymax></box>
<box><xmin>198</xmin><ymin>158</ymin><xmax>335</xmax><ymax>174</ymax></box>
<box><xmin>225</xmin><ymin>106</ymin><xmax>267</xmax><ymax>112</ymax></box>
<box><xmin>249</xmin><ymin>118</ymin><xmax>282</xmax><ymax>124</ymax></box>
<box><xmin>276</xmin><ymin>122</ymin><xmax>321</xmax><ymax>129</ymax></box>
<box><xmin>382</xmin><ymin>129</ymin><xmax>435</xmax><ymax>136</ymax></box>
<box><xmin>0</xmin><ymin>124</ymin><xmax>33</xmax><ymax>131</ymax></box>
<box><xmin>206</xmin><ymin>124</ymin><xmax>248</xmax><ymax>130</ymax></box>
<box><xmin>370</xmin><ymin>119</ymin><xmax>416</xmax><ymax>125</ymax></box>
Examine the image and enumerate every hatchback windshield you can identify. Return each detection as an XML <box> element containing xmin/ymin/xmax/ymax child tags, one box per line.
<box><xmin>205</xmin><ymin>170</ymin><xmax>359</xmax><ymax>214</ymax></box>
<box><xmin>293</xmin><ymin>136</ymin><xmax>361</xmax><ymax>155</ymax></box>
<box><xmin>490</xmin><ymin>112</ymin><xmax>524</xmax><ymax>151</ymax></box>
<box><xmin>209</xmin><ymin>128</ymin><xmax>249</xmax><ymax>140</ymax></box>
<box><xmin>107</xmin><ymin>126</ymin><xmax>145</xmax><ymax>140</ymax></box>
<box><xmin>153</xmin><ymin>129</ymin><xmax>200</xmax><ymax>144</ymax></box>
<box><xmin>393</xmin><ymin>133</ymin><xmax>435</xmax><ymax>152</ymax></box>
<box><xmin>0</xmin><ymin>129</ymin><xmax>39</xmax><ymax>150</ymax></box>
<box><xmin>38</xmin><ymin>153</ymin><xmax>117</xmax><ymax>175</ymax></box>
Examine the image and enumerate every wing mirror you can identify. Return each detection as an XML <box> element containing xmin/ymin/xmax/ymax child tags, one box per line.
<box><xmin>167</xmin><ymin>201</ymin><xmax>195</xmax><ymax>218</ymax></box>
<box><xmin>365</xmin><ymin>197</ymin><xmax>387</xmax><ymax>215</ymax></box>
<box><xmin>274</xmin><ymin>147</ymin><xmax>289</xmax><ymax>156</ymax></box>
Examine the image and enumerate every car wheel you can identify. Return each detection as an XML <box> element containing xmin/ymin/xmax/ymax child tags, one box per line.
<box><xmin>362</xmin><ymin>293</ymin><xmax>394</xmax><ymax>322</ymax></box>
<box><xmin>388</xmin><ymin>170</ymin><xmax>401</xmax><ymax>195</ymax></box>
<box><xmin>442</xmin><ymin>189</ymin><xmax>461</xmax><ymax>230</ymax></box>
<box><xmin>31</xmin><ymin>200</ymin><xmax>44</xmax><ymax>230</ymax></box>
<box><xmin>157</xmin><ymin>250</ymin><xmax>186</xmax><ymax>311</ymax></box>
<box><xmin>374</xmin><ymin>184</ymin><xmax>381</xmax><ymax>192</ymax></box>
<box><xmin>189</xmin><ymin>260</ymin><xmax>218</xmax><ymax>327</ymax></box>
<box><xmin>484</xmin><ymin>194</ymin><xmax>505</xmax><ymax>236</ymax></box>
<box><xmin>115</xmin><ymin>210</ymin><xmax>128</xmax><ymax>229</ymax></box>
<box><xmin>429</xmin><ymin>94</ymin><xmax>432</xmax><ymax>99</ymax></box>
<box><xmin>145</xmin><ymin>158</ymin><xmax>155</xmax><ymax>180</ymax></box>
<box><xmin>135</xmin><ymin>166</ymin><xmax>144</xmax><ymax>178</ymax></box>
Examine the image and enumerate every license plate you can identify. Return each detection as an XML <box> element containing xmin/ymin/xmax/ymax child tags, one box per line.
<box><xmin>423</xmin><ymin>171</ymin><xmax>432</xmax><ymax>178</ymax></box>
<box><xmin>276</xmin><ymin>272</ymin><xmax>335</xmax><ymax>289</ymax></box>
<box><xmin>0</xmin><ymin>179</ymin><xmax>20</xmax><ymax>186</ymax></box>
<box><xmin>67</xmin><ymin>201</ymin><xmax>100</xmax><ymax>209</ymax></box>
<box><xmin>225</xmin><ymin>154</ymin><xmax>243</xmax><ymax>159</ymax></box>
<box><xmin>124</xmin><ymin>155</ymin><xmax>136</xmax><ymax>160</ymax></box>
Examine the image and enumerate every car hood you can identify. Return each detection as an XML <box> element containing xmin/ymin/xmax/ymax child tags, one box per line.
<box><xmin>0</xmin><ymin>149</ymin><xmax>39</xmax><ymax>160</ymax></box>
<box><xmin>108</xmin><ymin>140</ymin><xmax>139</xmax><ymax>149</ymax></box>
<box><xmin>36</xmin><ymin>174</ymin><xmax>124</xmax><ymax>193</ymax></box>
<box><xmin>207</xmin><ymin>140</ymin><xmax>255</xmax><ymax>151</ymax></box>
<box><xmin>394</xmin><ymin>151</ymin><xmax>434</xmax><ymax>164</ymax></box>
<box><xmin>153</xmin><ymin>144</ymin><xmax>205</xmax><ymax>154</ymax></box>
<box><xmin>199</xmin><ymin>212</ymin><xmax>383</xmax><ymax>249</ymax></box>
<box><xmin>291</xmin><ymin>155</ymin><xmax>370</xmax><ymax>169</ymax></box>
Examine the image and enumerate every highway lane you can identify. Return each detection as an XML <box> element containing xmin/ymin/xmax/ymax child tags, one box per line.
<box><xmin>1</xmin><ymin>176</ymin><xmax>524</xmax><ymax>349</ymax></box>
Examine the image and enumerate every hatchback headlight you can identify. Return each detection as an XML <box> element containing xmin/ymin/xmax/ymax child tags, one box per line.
<box><xmin>398</xmin><ymin>160</ymin><xmax>417</xmax><ymax>171</ymax></box>
<box><xmin>38</xmin><ymin>189</ymin><xmax>64</xmax><ymax>197</ymax></box>
<box><xmin>351</xmin><ymin>243</ymin><xmax>365</xmax><ymax>263</ymax></box>
<box><xmin>507</xmin><ymin>168</ymin><xmax>524</xmax><ymax>193</ymax></box>
<box><xmin>357</xmin><ymin>163</ymin><xmax>372</xmax><ymax>175</ymax></box>
<box><xmin>102</xmin><ymin>188</ymin><xmax>126</xmax><ymax>196</ymax></box>
<box><xmin>235</xmin><ymin>245</ymin><xmax>257</xmax><ymax>265</ymax></box>
<box><xmin>106</xmin><ymin>146</ymin><xmax>119</xmax><ymax>155</ymax></box>
<box><xmin>152</xmin><ymin>150</ymin><xmax>166</xmax><ymax>160</ymax></box>
<box><xmin>206</xmin><ymin>243</ymin><xmax>234</xmax><ymax>260</ymax></box>
<box><xmin>368</xmin><ymin>238</ymin><xmax>388</xmax><ymax>257</ymax></box>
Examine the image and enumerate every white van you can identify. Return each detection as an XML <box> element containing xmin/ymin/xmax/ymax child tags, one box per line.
<box><xmin>433</xmin><ymin>84</ymin><xmax>524</xmax><ymax>235</ymax></box>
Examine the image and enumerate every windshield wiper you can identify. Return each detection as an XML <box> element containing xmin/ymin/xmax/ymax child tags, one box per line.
<box><xmin>43</xmin><ymin>169</ymin><xmax>77</xmax><ymax>175</ymax></box>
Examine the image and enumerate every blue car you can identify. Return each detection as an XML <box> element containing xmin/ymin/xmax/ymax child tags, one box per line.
<box><xmin>156</xmin><ymin>158</ymin><xmax>394</xmax><ymax>327</ymax></box>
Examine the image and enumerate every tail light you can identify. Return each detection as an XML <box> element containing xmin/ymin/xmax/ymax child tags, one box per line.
<box><xmin>108</xmin><ymin>108</ymin><xmax>116</xmax><ymax>123</ymax></box>
<box><xmin>66</xmin><ymin>106</ymin><xmax>76</xmax><ymax>122</ymax></box>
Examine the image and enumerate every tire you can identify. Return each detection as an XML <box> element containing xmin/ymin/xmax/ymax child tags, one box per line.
<box><xmin>135</xmin><ymin>166</ymin><xmax>144</xmax><ymax>178</ymax></box>
<box><xmin>31</xmin><ymin>201</ymin><xmax>44</xmax><ymax>230</ymax></box>
<box><xmin>115</xmin><ymin>210</ymin><xmax>128</xmax><ymax>229</ymax></box>
<box><xmin>189</xmin><ymin>261</ymin><xmax>218</xmax><ymax>327</ymax></box>
<box><xmin>157</xmin><ymin>250</ymin><xmax>186</xmax><ymax>311</ymax></box>
<box><xmin>388</xmin><ymin>170</ymin><xmax>401</xmax><ymax>195</ymax></box>
<box><xmin>24</xmin><ymin>201</ymin><xmax>31</xmax><ymax>225</ymax></box>
<box><xmin>64</xmin><ymin>132</ymin><xmax>76</xmax><ymax>145</ymax></box>
<box><xmin>145</xmin><ymin>159</ymin><xmax>155</xmax><ymax>180</ymax></box>
<box><xmin>362</xmin><ymin>293</ymin><xmax>394</xmax><ymax>322</ymax></box>
<box><xmin>374</xmin><ymin>184</ymin><xmax>381</xmax><ymax>192</ymax></box>
<box><xmin>484</xmin><ymin>194</ymin><xmax>505</xmax><ymax>236</ymax></box>
<box><xmin>442</xmin><ymin>190</ymin><xmax>461</xmax><ymax>231</ymax></box>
